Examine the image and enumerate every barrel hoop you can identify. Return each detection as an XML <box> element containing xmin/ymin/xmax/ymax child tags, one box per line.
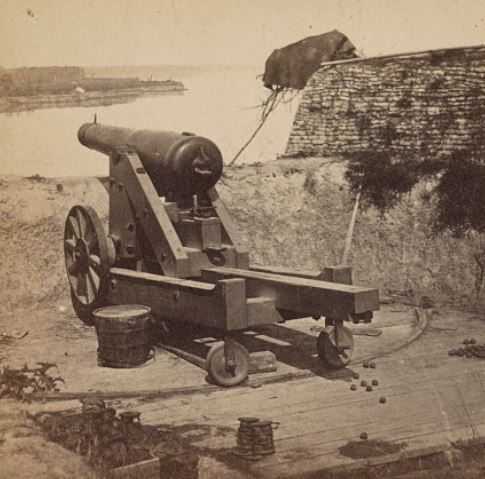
<box><xmin>93</xmin><ymin>304</ymin><xmax>151</xmax><ymax>318</ymax></box>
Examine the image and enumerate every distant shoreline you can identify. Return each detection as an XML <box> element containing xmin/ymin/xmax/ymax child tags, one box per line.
<box><xmin>0</xmin><ymin>84</ymin><xmax>186</xmax><ymax>114</ymax></box>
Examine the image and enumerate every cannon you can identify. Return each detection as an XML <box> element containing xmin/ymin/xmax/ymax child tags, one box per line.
<box><xmin>64</xmin><ymin>122</ymin><xmax>379</xmax><ymax>386</ymax></box>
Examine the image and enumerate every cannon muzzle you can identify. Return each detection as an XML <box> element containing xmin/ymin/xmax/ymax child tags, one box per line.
<box><xmin>78</xmin><ymin>123</ymin><xmax>223</xmax><ymax>200</ymax></box>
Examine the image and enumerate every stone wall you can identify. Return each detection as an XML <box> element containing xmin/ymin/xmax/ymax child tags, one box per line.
<box><xmin>286</xmin><ymin>47</ymin><xmax>485</xmax><ymax>158</ymax></box>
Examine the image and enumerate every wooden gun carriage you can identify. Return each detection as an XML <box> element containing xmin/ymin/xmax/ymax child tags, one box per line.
<box><xmin>64</xmin><ymin>122</ymin><xmax>379</xmax><ymax>386</ymax></box>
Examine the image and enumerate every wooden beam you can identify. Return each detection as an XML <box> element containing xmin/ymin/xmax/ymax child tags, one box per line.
<box><xmin>207</xmin><ymin>187</ymin><xmax>249</xmax><ymax>269</ymax></box>
<box><xmin>251</xmin><ymin>265</ymin><xmax>352</xmax><ymax>285</ymax></box>
<box><xmin>319</xmin><ymin>44</ymin><xmax>485</xmax><ymax>68</ymax></box>
<box><xmin>108</xmin><ymin>267</ymin><xmax>248</xmax><ymax>330</ymax></box>
<box><xmin>202</xmin><ymin>267</ymin><xmax>379</xmax><ymax>320</ymax></box>
<box><xmin>111</xmin><ymin>149</ymin><xmax>191</xmax><ymax>278</ymax></box>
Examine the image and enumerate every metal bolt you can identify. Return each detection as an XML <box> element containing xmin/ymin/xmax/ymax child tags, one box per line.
<box><xmin>370</xmin><ymin>362</ymin><xmax>376</xmax><ymax>369</ymax></box>
<box><xmin>366</xmin><ymin>385</ymin><xmax>373</xmax><ymax>392</ymax></box>
<box><xmin>350</xmin><ymin>384</ymin><xmax>357</xmax><ymax>391</ymax></box>
<box><xmin>379</xmin><ymin>397</ymin><xmax>387</xmax><ymax>404</ymax></box>
<box><xmin>372</xmin><ymin>379</ymin><xmax>379</xmax><ymax>386</ymax></box>
<box><xmin>360</xmin><ymin>432</ymin><xmax>368</xmax><ymax>440</ymax></box>
<box><xmin>360</xmin><ymin>380</ymin><xmax>367</xmax><ymax>387</ymax></box>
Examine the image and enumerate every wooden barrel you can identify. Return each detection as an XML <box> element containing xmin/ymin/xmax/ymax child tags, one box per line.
<box><xmin>93</xmin><ymin>304</ymin><xmax>152</xmax><ymax>368</ymax></box>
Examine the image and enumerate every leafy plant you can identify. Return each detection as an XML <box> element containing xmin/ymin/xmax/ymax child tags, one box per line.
<box><xmin>0</xmin><ymin>362</ymin><xmax>64</xmax><ymax>400</ymax></box>
<box><xmin>344</xmin><ymin>151</ymin><xmax>420</xmax><ymax>213</ymax></box>
<box><xmin>429</xmin><ymin>155</ymin><xmax>485</xmax><ymax>237</ymax></box>
<box><xmin>345</xmin><ymin>149</ymin><xmax>485</xmax><ymax>237</ymax></box>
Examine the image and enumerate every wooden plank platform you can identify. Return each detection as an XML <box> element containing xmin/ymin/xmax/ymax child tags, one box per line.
<box><xmin>110</xmin><ymin>307</ymin><xmax>485</xmax><ymax>478</ymax></box>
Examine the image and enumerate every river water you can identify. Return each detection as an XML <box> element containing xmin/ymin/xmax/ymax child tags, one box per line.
<box><xmin>0</xmin><ymin>68</ymin><xmax>300</xmax><ymax>177</ymax></box>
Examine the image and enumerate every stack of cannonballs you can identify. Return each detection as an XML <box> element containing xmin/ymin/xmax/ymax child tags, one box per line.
<box><xmin>449</xmin><ymin>338</ymin><xmax>485</xmax><ymax>359</ymax></box>
<box><xmin>236</xmin><ymin>417</ymin><xmax>275</xmax><ymax>460</ymax></box>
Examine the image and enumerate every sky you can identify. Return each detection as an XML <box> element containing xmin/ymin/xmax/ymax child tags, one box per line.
<box><xmin>1</xmin><ymin>0</ymin><xmax>484</xmax><ymax>68</ymax></box>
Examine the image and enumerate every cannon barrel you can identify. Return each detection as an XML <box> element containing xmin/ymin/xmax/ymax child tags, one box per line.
<box><xmin>78</xmin><ymin>123</ymin><xmax>223</xmax><ymax>200</ymax></box>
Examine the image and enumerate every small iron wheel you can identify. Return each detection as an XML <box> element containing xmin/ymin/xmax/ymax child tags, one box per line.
<box><xmin>317</xmin><ymin>323</ymin><xmax>354</xmax><ymax>369</ymax></box>
<box><xmin>64</xmin><ymin>205</ymin><xmax>114</xmax><ymax>325</ymax></box>
<box><xmin>206</xmin><ymin>340</ymin><xmax>249</xmax><ymax>387</ymax></box>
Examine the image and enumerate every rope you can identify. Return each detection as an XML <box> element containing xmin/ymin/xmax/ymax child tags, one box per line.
<box><xmin>228</xmin><ymin>87</ymin><xmax>283</xmax><ymax>166</ymax></box>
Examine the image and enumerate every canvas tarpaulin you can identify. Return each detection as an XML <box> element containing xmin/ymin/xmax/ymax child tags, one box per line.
<box><xmin>263</xmin><ymin>30</ymin><xmax>357</xmax><ymax>90</ymax></box>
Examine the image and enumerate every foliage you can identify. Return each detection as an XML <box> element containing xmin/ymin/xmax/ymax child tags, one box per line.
<box><xmin>344</xmin><ymin>151</ymin><xmax>420</xmax><ymax>213</ymax></box>
<box><xmin>0</xmin><ymin>362</ymin><xmax>64</xmax><ymax>400</ymax></box>
<box><xmin>431</xmin><ymin>155</ymin><xmax>485</xmax><ymax>237</ymax></box>
<box><xmin>345</xmin><ymin>149</ymin><xmax>485</xmax><ymax>239</ymax></box>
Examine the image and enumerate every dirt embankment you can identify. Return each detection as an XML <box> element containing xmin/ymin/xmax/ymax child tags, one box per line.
<box><xmin>0</xmin><ymin>399</ymin><xmax>101</xmax><ymax>479</ymax></box>
<box><xmin>0</xmin><ymin>159</ymin><xmax>481</xmax><ymax>314</ymax></box>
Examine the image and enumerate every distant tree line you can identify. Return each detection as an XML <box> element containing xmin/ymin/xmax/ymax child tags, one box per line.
<box><xmin>0</xmin><ymin>66</ymin><xmax>84</xmax><ymax>96</ymax></box>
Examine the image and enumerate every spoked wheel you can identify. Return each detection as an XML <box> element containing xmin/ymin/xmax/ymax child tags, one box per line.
<box><xmin>64</xmin><ymin>205</ymin><xmax>115</xmax><ymax>325</ymax></box>
<box><xmin>206</xmin><ymin>340</ymin><xmax>250</xmax><ymax>387</ymax></box>
<box><xmin>317</xmin><ymin>322</ymin><xmax>354</xmax><ymax>369</ymax></box>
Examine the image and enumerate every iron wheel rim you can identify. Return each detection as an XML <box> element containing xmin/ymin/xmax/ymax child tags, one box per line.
<box><xmin>64</xmin><ymin>205</ymin><xmax>110</xmax><ymax>307</ymax></box>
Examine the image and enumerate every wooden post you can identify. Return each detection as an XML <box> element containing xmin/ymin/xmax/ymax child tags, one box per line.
<box><xmin>341</xmin><ymin>191</ymin><xmax>361</xmax><ymax>266</ymax></box>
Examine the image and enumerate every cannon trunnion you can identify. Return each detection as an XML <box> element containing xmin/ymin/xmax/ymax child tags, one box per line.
<box><xmin>64</xmin><ymin>122</ymin><xmax>379</xmax><ymax>386</ymax></box>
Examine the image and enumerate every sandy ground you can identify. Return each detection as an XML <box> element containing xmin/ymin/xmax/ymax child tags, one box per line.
<box><xmin>0</xmin><ymin>399</ymin><xmax>101</xmax><ymax>479</ymax></box>
<box><xmin>0</xmin><ymin>304</ymin><xmax>418</xmax><ymax>397</ymax></box>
